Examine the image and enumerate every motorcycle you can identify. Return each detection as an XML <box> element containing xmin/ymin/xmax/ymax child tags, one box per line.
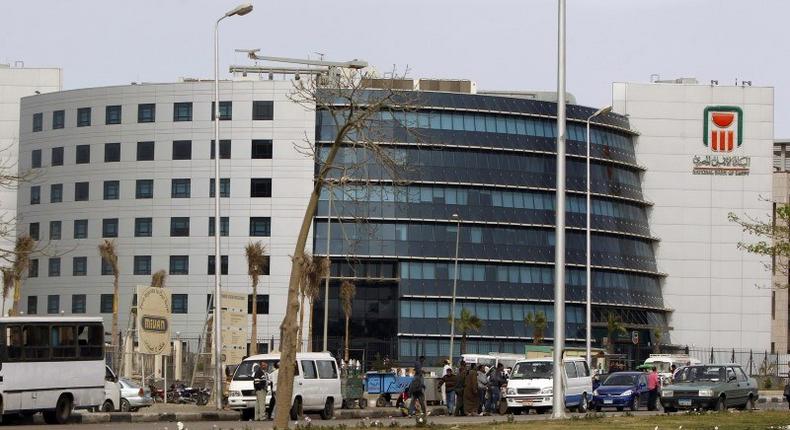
<box><xmin>168</xmin><ymin>383</ymin><xmax>210</xmax><ymax>406</ymax></box>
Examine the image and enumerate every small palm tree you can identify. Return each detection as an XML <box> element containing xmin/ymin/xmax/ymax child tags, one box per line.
<box><xmin>295</xmin><ymin>252</ymin><xmax>329</xmax><ymax>352</ymax></box>
<box><xmin>151</xmin><ymin>269</ymin><xmax>167</xmax><ymax>289</ymax></box>
<box><xmin>449</xmin><ymin>308</ymin><xmax>483</xmax><ymax>355</ymax></box>
<box><xmin>1</xmin><ymin>267</ymin><xmax>13</xmax><ymax>316</ymax></box>
<box><xmin>245</xmin><ymin>241</ymin><xmax>268</xmax><ymax>355</ymax></box>
<box><xmin>98</xmin><ymin>239</ymin><xmax>120</xmax><ymax>368</ymax></box>
<box><xmin>605</xmin><ymin>312</ymin><xmax>627</xmax><ymax>354</ymax></box>
<box><xmin>339</xmin><ymin>280</ymin><xmax>356</xmax><ymax>362</ymax></box>
<box><xmin>524</xmin><ymin>311</ymin><xmax>548</xmax><ymax>345</ymax></box>
<box><xmin>10</xmin><ymin>234</ymin><xmax>35</xmax><ymax>316</ymax></box>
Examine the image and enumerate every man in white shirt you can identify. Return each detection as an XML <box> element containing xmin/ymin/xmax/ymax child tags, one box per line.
<box><xmin>441</xmin><ymin>359</ymin><xmax>452</xmax><ymax>406</ymax></box>
<box><xmin>266</xmin><ymin>362</ymin><xmax>279</xmax><ymax>420</ymax></box>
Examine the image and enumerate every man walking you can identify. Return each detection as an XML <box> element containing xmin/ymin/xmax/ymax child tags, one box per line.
<box><xmin>253</xmin><ymin>361</ymin><xmax>270</xmax><ymax>421</ymax></box>
<box><xmin>438</xmin><ymin>367</ymin><xmax>457</xmax><ymax>415</ymax></box>
<box><xmin>408</xmin><ymin>356</ymin><xmax>427</xmax><ymax>416</ymax></box>
<box><xmin>647</xmin><ymin>366</ymin><xmax>659</xmax><ymax>411</ymax></box>
<box><xmin>266</xmin><ymin>362</ymin><xmax>279</xmax><ymax>420</ymax></box>
<box><xmin>487</xmin><ymin>363</ymin><xmax>505</xmax><ymax>414</ymax></box>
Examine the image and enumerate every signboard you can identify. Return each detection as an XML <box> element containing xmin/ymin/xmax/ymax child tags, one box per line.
<box><xmin>692</xmin><ymin>105</ymin><xmax>750</xmax><ymax>176</ymax></box>
<box><xmin>220</xmin><ymin>292</ymin><xmax>248</xmax><ymax>365</ymax></box>
<box><xmin>137</xmin><ymin>285</ymin><xmax>172</xmax><ymax>355</ymax></box>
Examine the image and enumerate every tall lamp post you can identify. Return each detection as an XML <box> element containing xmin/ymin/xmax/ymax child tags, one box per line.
<box><xmin>213</xmin><ymin>2</ymin><xmax>252</xmax><ymax>410</ymax></box>
<box><xmin>584</xmin><ymin>105</ymin><xmax>611</xmax><ymax>367</ymax></box>
<box><xmin>448</xmin><ymin>214</ymin><xmax>461</xmax><ymax>365</ymax></box>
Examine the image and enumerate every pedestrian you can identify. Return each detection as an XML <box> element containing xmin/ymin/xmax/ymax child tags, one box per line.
<box><xmin>454</xmin><ymin>361</ymin><xmax>467</xmax><ymax>416</ymax></box>
<box><xmin>438</xmin><ymin>367</ymin><xmax>457</xmax><ymax>415</ymax></box>
<box><xmin>476</xmin><ymin>365</ymin><xmax>488</xmax><ymax>415</ymax></box>
<box><xmin>266</xmin><ymin>362</ymin><xmax>279</xmax><ymax>420</ymax></box>
<box><xmin>487</xmin><ymin>363</ymin><xmax>505</xmax><ymax>414</ymax></box>
<box><xmin>408</xmin><ymin>357</ymin><xmax>427</xmax><ymax>416</ymax></box>
<box><xmin>441</xmin><ymin>359</ymin><xmax>452</xmax><ymax>407</ymax></box>
<box><xmin>253</xmin><ymin>361</ymin><xmax>270</xmax><ymax>421</ymax></box>
<box><xmin>463</xmin><ymin>362</ymin><xmax>479</xmax><ymax>416</ymax></box>
<box><xmin>647</xmin><ymin>366</ymin><xmax>659</xmax><ymax>411</ymax></box>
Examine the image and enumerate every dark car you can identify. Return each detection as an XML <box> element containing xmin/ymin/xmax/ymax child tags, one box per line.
<box><xmin>592</xmin><ymin>371</ymin><xmax>649</xmax><ymax>411</ymax></box>
<box><xmin>660</xmin><ymin>364</ymin><xmax>758</xmax><ymax>412</ymax></box>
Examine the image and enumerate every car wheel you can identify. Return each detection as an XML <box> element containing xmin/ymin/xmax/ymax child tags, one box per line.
<box><xmin>376</xmin><ymin>397</ymin><xmax>387</xmax><ymax>407</ymax></box>
<box><xmin>241</xmin><ymin>408</ymin><xmax>254</xmax><ymax>421</ymax></box>
<box><xmin>289</xmin><ymin>397</ymin><xmax>303</xmax><ymax>420</ymax></box>
<box><xmin>715</xmin><ymin>396</ymin><xmax>727</xmax><ymax>412</ymax></box>
<box><xmin>320</xmin><ymin>398</ymin><xmax>334</xmax><ymax>420</ymax></box>
<box><xmin>577</xmin><ymin>394</ymin><xmax>589</xmax><ymax>413</ymax></box>
<box><xmin>101</xmin><ymin>400</ymin><xmax>114</xmax><ymax>413</ymax></box>
<box><xmin>359</xmin><ymin>398</ymin><xmax>368</xmax><ymax>409</ymax></box>
<box><xmin>630</xmin><ymin>396</ymin><xmax>639</xmax><ymax>412</ymax></box>
<box><xmin>120</xmin><ymin>398</ymin><xmax>131</xmax><ymax>412</ymax></box>
<box><xmin>43</xmin><ymin>395</ymin><xmax>72</xmax><ymax>424</ymax></box>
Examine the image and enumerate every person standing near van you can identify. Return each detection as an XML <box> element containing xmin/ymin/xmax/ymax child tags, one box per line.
<box><xmin>463</xmin><ymin>364</ymin><xmax>479</xmax><ymax>416</ymax></box>
<box><xmin>487</xmin><ymin>363</ymin><xmax>505</xmax><ymax>414</ymax></box>
<box><xmin>441</xmin><ymin>359</ymin><xmax>451</xmax><ymax>407</ymax></box>
<box><xmin>647</xmin><ymin>366</ymin><xmax>659</xmax><ymax>411</ymax></box>
<box><xmin>476</xmin><ymin>365</ymin><xmax>488</xmax><ymax>415</ymax></box>
<box><xmin>266</xmin><ymin>362</ymin><xmax>279</xmax><ymax>420</ymax></box>
<box><xmin>253</xmin><ymin>361</ymin><xmax>270</xmax><ymax>421</ymax></box>
<box><xmin>408</xmin><ymin>361</ymin><xmax>426</xmax><ymax>416</ymax></box>
<box><xmin>454</xmin><ymin>361</ymin><xmax>467</xmax><ymax>416</ymax></box>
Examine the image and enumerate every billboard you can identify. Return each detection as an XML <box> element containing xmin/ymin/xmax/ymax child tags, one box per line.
<box><xmin>137</xmin><ymin>285</ymin><xmax>172</xmax><ymax>355</ymax></box>
<box><xmin>220</xmin><ymin>291</ymin><xmax>248</xmax><ymax>365</ymax></box>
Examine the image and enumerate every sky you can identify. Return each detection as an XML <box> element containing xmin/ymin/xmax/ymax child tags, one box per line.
<box><xmin>1</xmin><ymin>0</ymin><xmax>788</xmax><ymax>135</ymax></box>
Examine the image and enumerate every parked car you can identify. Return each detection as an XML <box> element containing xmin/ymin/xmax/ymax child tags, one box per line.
<box><xmin>119</xmin><ymin>378</ymin><xmax>154</xmax><ymax>412</ymax></box>
<box><xmin>660</xmin><ymin>364</ymin><xmax>758</xmax><ymax>412</ymax></box>
<box><xmin>505</xmin><ymin>357</ymin><xmax>592</xmax><ymax>414</ymax></box>
<box><xmin>99</xmin><ymin>366</ymin><xmax>121</xmax><ymax>412</ymax></box>
<box><xmin>592</xmin><ymin>371</ymin><xmax>649</xmax><ymax>411</ymax></box>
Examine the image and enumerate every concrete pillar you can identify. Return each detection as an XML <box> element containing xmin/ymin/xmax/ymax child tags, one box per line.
<box><xmin>174</xmin><ymin>340</ymin><xmax>183</xmax><ymax>381</ymax></box>
<box><xmin>123</xmin><ymin>336</ymin><xmax>134</xmax><ymax>379</ymax></box>
<box><xmin>154</xmin><ymin>354</ymin><xmax>163</xmax><ymax>379</ymax></box>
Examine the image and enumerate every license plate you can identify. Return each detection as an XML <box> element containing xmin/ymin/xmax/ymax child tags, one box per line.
<box><xmin>603</xmin><ymin>399</ymin><xmax>613</xmax><ymax>404</ymax></box>
<box><xmin>679</xmin><ymin>399</ymin><xmax>692</xmax><ymax>406</ymax></box>
<box><xmin>521</xmin><ymin>400</ymin><xmax>533</xmax><ymax>406</ymax></box>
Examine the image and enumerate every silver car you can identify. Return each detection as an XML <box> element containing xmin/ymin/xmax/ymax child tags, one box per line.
<box><xmin>119</xmin><ymin>378</ymin><xmax>154</xmax><ymax>412</ymax></box>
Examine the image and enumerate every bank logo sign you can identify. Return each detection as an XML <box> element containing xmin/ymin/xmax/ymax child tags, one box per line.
<box><xmin>692</xmin><ymin>105</ymin><xmax>749</xmax><ymax>176</ymax></box>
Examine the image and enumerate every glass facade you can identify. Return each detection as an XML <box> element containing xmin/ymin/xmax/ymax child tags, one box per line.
<box><xmin>311</xmin><ymin>90</ymin><xmax>665</xmax><ymax>365</ymax></box>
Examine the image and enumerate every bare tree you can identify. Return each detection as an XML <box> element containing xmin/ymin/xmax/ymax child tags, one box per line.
<box><xmin>10</xmin><ymin>235</ymin><xmax>35</xmax><ymax>315</ymax></box>
<box><xmin>0</xmin><ymin>143</ymin><xmax>36</xmax><ymax>263</ymax></box>
<box><xmin>245</xmin><ymin>241</ymin><xmax>268</xmax><ymax>355</ymax></box>
<box><xmin>339</xmin><ymin>280</ymin><xmax>356</xmax><ymax>362</ymax></box>
<box><xmin>1</xmin><ymin>267</ymin><xmax>12</xmax><ymax>316</ymax></box>
<box><xmin>98</xmin><ymin>240</ymin><xmax>120</xmax><ymax>368</ymax></box>
<box><xmin>273</xmin><ymin>68</ymin><xmax>413</xmax><ymax>428</ymax></box>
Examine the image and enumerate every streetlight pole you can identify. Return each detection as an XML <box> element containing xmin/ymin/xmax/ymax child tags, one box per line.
<box><xmin>585</xmin><ymin>105</ymin><xmax>612</xmax><ymax>367</ymax></box>
<box><xmin>448</xmin><ymin>214</ymin><xmax>461</xmax><ymax>365</ymax></box>
<box><xmin>213</xmin><ymin>2</ymin><xmax>252</xmax><ymax>410</ymax></box>
<box><xmin>552</xmin><ymin>0</ymin><xmax>567</xmax><ymax>420</ymax></box>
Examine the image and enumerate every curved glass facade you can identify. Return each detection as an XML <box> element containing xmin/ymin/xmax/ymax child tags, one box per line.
<box><xmin>311</xmin><ymin>90</ymin><xmax>666</xmax><ymax>365</ymax></box>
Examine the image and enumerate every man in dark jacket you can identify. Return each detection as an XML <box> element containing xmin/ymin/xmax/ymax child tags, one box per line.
<box><xmin>438</xmin><ymin>367</ymin><xmax>457</xmax><ymax>415</ymax></box>
<box><xmin>253</xmin><ymin>361</ymin><xmax>270</xmax><ymax>421</ymax></box>
<box><xmin>486</xmin><ymin>363</ymin><xmax>505</xmax><ymax>414</ymax></box>
<box><xmin>453</xmin><ymin>361</ymin><xmax>467</xmax><ymax>416</ymax></box>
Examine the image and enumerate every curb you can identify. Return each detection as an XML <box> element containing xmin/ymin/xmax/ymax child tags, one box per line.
<box><xmin>75</xmin><ymin>411</ymin><xmax>241</xmax><ymax>424</ymax></box>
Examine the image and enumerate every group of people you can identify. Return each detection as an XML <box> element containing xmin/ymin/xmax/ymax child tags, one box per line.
<box><xmin>251</xmin><ymin>361</ymin><xmax>279</xmax><ymax>421</ymax></box>
<box><xmin>434</xmin><ymin>359</ymin><xmax>507</xmax><ymax>416</ymax></box>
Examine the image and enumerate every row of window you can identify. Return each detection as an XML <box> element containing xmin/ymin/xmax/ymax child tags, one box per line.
<box><xmin>24</xmin><ymin>293</ymin><xmax>270</xmax><ymax>316</ymax></box>
<box><xmin>30</xmin><ymin>178</ymin><xmax>271</xmax><ymax>204</ymax></box>
<box><xmin>28</xmin><ymin>216</ymin><xmax>270</xmax><ymax>240</ymax></box>
<box><xmin>399</xmin><ymin>300</ymin><xmax>585</xmax><ymax>324</ymax></box>
<box><xmin>30</xmin><ymin>139</ymin><xmax>273</xmax><ymax>168</ymax></box>
<box><xmin>32</xmin><ymin>101</ymin><xmax>273</xmax><ymax>132</ymax></box>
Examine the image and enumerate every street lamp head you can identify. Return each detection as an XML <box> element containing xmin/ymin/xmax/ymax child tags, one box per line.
<box><xmin>592</xmin><ymin>105</ymin><xmax>613</xmax><ymax>118</ymax></box>
<box><xmin>451</xmin><ymin>213</ymin><xmax>460</xmax><ymax>221</ymax></box>
<box><xmin>225</xmin><ymin>3</ymin><xmax>253</xmax><ymax>17</ymax></box>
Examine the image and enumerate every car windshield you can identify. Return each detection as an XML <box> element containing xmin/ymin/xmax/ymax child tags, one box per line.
<box><xmin>120</xmin><ymin>378</ymin><xmax>140</xmax><ymax>389</ymax></box>
<box><xmin>233</xmin><ymin>359</ymin><xmax>279</xmax><ymax>381</ymax></box>
<box><xmin>511</xmin><ymin>362</ymin><xmax>552</xmax><ymax>380</ymax></box>
<box><xmin>603</xmin><ymin>374</ymin><xmax>637</xmax><ymax>386</ymax></box>
<box><xmin>645</xmin><ymin>361</ymin><xmax>671</xmax><ymax>373</ymax></box>
<box><xmin>675</xmin><ymin>366</ymin><xmax>726</xmax><ymax>383</ymax></box>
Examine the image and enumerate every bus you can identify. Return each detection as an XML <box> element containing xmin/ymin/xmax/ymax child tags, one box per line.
<box><xmin>0</xmin><ymin>316</ymin><xmax>107</xmax><ymax>423</ymax></box>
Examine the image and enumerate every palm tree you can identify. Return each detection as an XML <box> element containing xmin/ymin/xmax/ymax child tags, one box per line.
<box><xmin>605</xmin><ymin>312</ymin><xmax>627</xmax><ymax>354</ymax></box>
<box><xmin>245</xmin><ymin>241</ymin><xmax>268</xmax><ymax>355</ymax></box>
<box><xmin>652</xmin><ymin>329</ymin><xmax>663</xmax><ymax>354</ymax></box>
<box><xmin>98</xmin><ymin>239</ymin><xmax>120</xmax><ymax>368</ymax></box>
<box><xmin>449</xmin><ymin>308</ymin><xmax>483</xmax><ymax>355</ymax></box>
<box><xmin>10</xmin><ymin>234</ymin><xmax>35</xmax><ymax>316</ymax></box>
<box><xmin>151</xmin><ymin>269</ymin><xmax>167</xmax><ymax>288</ymax></box>
<box><xmin>524</xmin><ymin>311</ymin><xmax>548</xmax><ymax>345</ymax></box>
<box><xmin>339</xmin><ymin>280</ymin><xmax>356</xmax><ymax>362</ymax></box>
<box><xmin>295</xmin><ymin>252</ymin><xmax>329</xmax><ymax>352</ymax></box>
<box><xmin>1</xmin><ymin>267</ymin><xmax>12</xmax><ymax>316</ymax></box>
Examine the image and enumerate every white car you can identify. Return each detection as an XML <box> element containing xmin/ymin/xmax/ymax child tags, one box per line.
<box><xmin>118</xmin><ymin>378</ymin><xmax>154</xmax><ymax>412</ymax></box>
<box><xmin>228</xmin><ymin>352</ymin><xmax>342</xmax><ymax>420</ymax></box>
<box><xmin>505</xmin><ymin>357</ymin><xmax>592</xmax><ymax>414</ymax></box>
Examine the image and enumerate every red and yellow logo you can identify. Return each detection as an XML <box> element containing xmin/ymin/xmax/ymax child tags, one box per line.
<box><xmin>703</xmin><ymin>106</ymin><xmax>743</xmax><ymax>152</ymax></box>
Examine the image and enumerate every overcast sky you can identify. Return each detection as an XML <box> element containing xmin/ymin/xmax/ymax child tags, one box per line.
<box><xmin>2</xmin><ymin>0</ymin><xmax>788</xmax><ymax>135</ymax></box>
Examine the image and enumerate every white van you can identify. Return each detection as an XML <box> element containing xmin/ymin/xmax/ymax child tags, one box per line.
<box><xmin>462</xmin><ymin>353</ymin><xmax>524</xmax><ymax>371</ymax></box>
<box><xmin>643</xmin><ymin>354</ymin><xmax>701</xmax><ymax>384</ymax></box>
<box><xmin>505</xmin><ymin>357</ymin><xmax>592</xmax><ymax>414</ymax></box>
<box><xmin>228</xmin><ymin>352</ymin><xmax>342</xmax><ymax>420</ymax></box>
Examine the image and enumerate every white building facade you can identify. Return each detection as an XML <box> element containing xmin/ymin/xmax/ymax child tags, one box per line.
<box><xmin>613</xmin><ymin>79</ymin><xmax>774</xmax><ymax>351</ymax></box>
<box><xmin>16</xmin><ymin>79</ymin><xmax>314</xmax><ymax>347</ymax></box>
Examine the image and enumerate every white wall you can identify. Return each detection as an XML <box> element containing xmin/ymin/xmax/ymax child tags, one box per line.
<box><xmin>613</xmin><ymin>81</ymin><xmax>774</xmax><ymax>351</ymax></box>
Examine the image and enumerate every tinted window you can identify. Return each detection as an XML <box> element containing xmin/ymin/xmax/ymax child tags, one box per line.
<box><xmin>137</xmin><ymin>141</ymin><xmax>155</xmax><ymax>161</ymax></box>
<box><xmin>76</xmin><ymin>144</ymin><xmax>90</xmax><ymax>164</ymax></box>
<box><xmin>49</xmin><ymin>220</ymin><xmax>61</xmax><ymax>240</ymax></box>
<box><xmin>51</xmin><ymin>147</ymin><xmax>64</xmax><ymax>166</ymax></box>
<box><xmin>30</xmin><ymin>186</ymin><xmax>40</xmax><ymax>204</ymax></box>
<box><xmin>170</xmin><ymin>256</ymin><xmax>189</xmax><ymax>275</ymax></box>
<box><xmin>575</xmin><ymin>361</ymin><xmax>589</xmax><ymax>377</ymax></box>
<box><xmin>172</xmin><ymin>140</ymin><xmax>192</xmax><ymax>160</ymax></box>
<box><xmin>250</xmin><ymin>178</ymin><xmax>272</xmax><ymax>197</ymax></box>
<box><xmin>210</xmin><ymin>140</ymin><xmax>231</xmax><ymax>159</ymax></box>
<box><xmin>48</xmin><ymin>257</ymin><xmax>61</xmax><ymax>276</ymax></box>
<box><xmin>249</xmin><ymin>217</ymin><xmax>271</xmax><ymax>237</ymax></box>
<box><xmin>138</xmin><ymin>103</ymin><xmax>156</xmax><ymax>123</ymax></box>
<box><xmin>73</xmin><ymin>219</ymin><xmax>88</xmax><ymax>239</ymax></box>
<box><xmin>52</xmin><ymin>110</ymin><xmax>65</xmax><ymax>129</ymax></box>
<box><xmin>103</xmin><ymin>180</ymin><xmax>120</xmax><ymax>200</ymax></box>
<box><xmin>75</xmin><ymin>182</ymin><xmax>89</xmax><ymax>201</ymax></box>
<box><xmin>252</xmin><ymin>101</ymin><xmax>274</xmax><ymax>120</ymax></box>
<box><xmin>209</xmin><ymin>178</ymin><xmax>230</xmax><ymax>198</ymax></box>
<box><xmin>77</xmin><ymin>107</ymin><xmax>91</xmax><ymax>127</ymax></box>
<box><xmin>316</xmin><ymin>360</ymin><xmax>338</xmax><ymax>379</ymax></box>
<box><xmin>172</xmin><ymin>294</ymin><xmax>188</xmax><ymax>313</ymax></box>
<box><xmin>29</xmin><ymin>223</ymin><xmax>39</xmax><ymax>240</ymax></box>
<box><xmin>47</xmin><ymin>295</ymin><xmax>60</xmax><ymax>314</ymax></box>
<box><xmin>564</xmin><ymin>361</ymin><xmax>578</xmax><ymax>379</ymax></box>
<box><xmin>208</xmin><ymin>216</ymin><xmax>229</xmax><ymax>236</ymax></box>
<box><xmin>27</xmin><ymin>296</ymin><xmax>37</xmax><ymax>314</ymax></box>
<box><xmin>251</xmin><ymin>139</ymin><xmax>273</xmax><ymax>159</ymax></box>
<box><xmin>171</xmin><ymin>179</ymin><xmax>191</xmax><ymax>198</ymax></box>
<box><xmin>28</xmin><ymin>259</ymin><xmax>38</xmax><ymax>278</ymax></box>
<box><xmin>301</xmin><ymin>360</ymin><xmax>317</xmax><ymax>379</ymax></box>
<box><xmin>602</xmin><ymin>373</ymin><xmax>636</xmax><ymax>386</ymax></box>
<box><xmin>135</xmin><ymin>218</ymin><xmax>152</xmax><ymax>237</ymax></box>
<box><xmin>106</xmin><ymin>105</ymin><xmax>122</xmax><ymax>125</ymax></box>
<box><xmin>50</xmin><ymin>183</ymin><xmax>63</xmax><ymax>203</ymax></box>
<box><xmin>32</xmin><ymin>149</ymin><xmax>41</xmax><ymax>168</ymax></box>
<box><xmin>33</xmin><ymin>113</ymin><xmax>43</xmax><ymax>132</ymax></box>
<box><xmin>247</xmin><ymin>295</ymin><xmax>269</xmax><ymax>314</ymax></box>
<box><xmin>100</xmin><ymin>295</ymin><xmax>113</xmax><ymax>313</ymax></box>
<box><xmin>102</xmin><ymin>218</ymin><xmax>119</xmax><ymax>238</ymax></box>
<box><xmin>134</xmin><ymin>255</ymin><xmax>151</xmax><ymax>275</ymax></box>
<box><xmin>170</xmin><ymin>217</ymin><xmax>190</xmax><ymax>236</ymax></box>
<box><xmin>136</xmin><ymin>179</ymin><xmax>154</xmax><ymax>199</ymax></box>
<box><xmin>72</xmin><ymin>294</ymin><xmax>86</xmax><ymax>314</ymax></box>
<box><xmin>104</xmin><ymin>142</ymin><xmax>121</xmax><ymax>162</ymax></box>
<box><xmin>72</xmin><ymin>257</ymin><xmax>87</xmax><ymax>276</ymax></box>
<box><xmin>207</xmin><ymin>255</ymin><xmax>228</xmax><ymax>275</ymax></box>
<box><xmin>212</xmin><ymin>101</ymin><xmax>232</xmax><ymax>120</ymax></box>
<box><xmin>173</xmin><ymin>102</ymin><xmax>193</xmax><ymax>122</ymax></box>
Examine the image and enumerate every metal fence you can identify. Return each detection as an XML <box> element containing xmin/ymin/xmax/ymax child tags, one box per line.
<box><xmin>686</xmin><ymin>347</ymin><xmax>790</xmax><ymax>379</ymax></box>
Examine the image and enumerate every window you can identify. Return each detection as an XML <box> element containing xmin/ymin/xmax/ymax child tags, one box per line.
<box><xmin>33</xmin><ymin>112</ymin><xmax>43</xmax><ymax>132</ymax></box>
<box><xmin>170</xmin><ymin>217</ymin><xmax>190</xmax><ymax>237</ymax></box>
<box><xmin>208</xmin><ymin>216</ymin><xmax>229</xmax><ymax>237</ymax></box>
<box><xmin>171</xmin><ymin>179</ymin><xmax>191</xmax><ymax>198</ymax></box>
<box><xmin>28</xmin><ymin>296</ymin><xmax>38</xmax><ymax>315</ymax></box>
<box><xmin>72</xmin><ymin>256</ymin><xmax>87</xmax><ymax>276</ymax></box>
<box><xmin>135</xmin><ymin>217</ymin><xmax>152</xmax><ymax>237</ymax></box>
<box><xmin>104</xmin><ymin>142</ymin><xmax>121</xmax><ymax>162</ymax></box>
<box><xmin>50</xmin><ymin>183</ymin><xmax>63</xmax><ymax>203</ymax></box>
<box><xmin>75</xmin><ymin>182</ymin><xmax>89</xmax><ymax>201</ymax></box>
<box><xmin>249</xmin><ymin>217</ymin><xmax>271</xmax><ymax>237</ymax></box>
<box><xmin>209</xmin><ymin>178</ymin><xmax>230</xmax><ymax>198</ymax></box>
<box><xmin>51</xmin><ymin>146</ymin><xmax>64</xmax><ymax>166</ymax></box>
<box><xmin>250</xmin><ymin>178</ymin><xmax>272</xmax><ymax>197</ymax></box>
<box><xmin>72</xmin><ymin>294</ymin><xmax>86</xmax><ymax>314</ymax></box>
<box><xmin>29</xmin><ymin>222</ymin><xmax>39</xmax><ymax>240</ymax></box>
<box><xmin>316</xmin><ymin>360</ymin><xmax>338</xmax><ymax>379</ymax></box>
<box><xmin>169</xmin><ymin>256</ymin><xmax>189</xmax><ymax>275</ymax></box>
<box><xmin>49</xmin><ymin>220</ymin><xmax>61</xmax><ymax>240</ymax></box>
<box><xmin>207</xmin><ymin>255</ymin><xmax>228</xmax><ymax>275</ymax></box>
<box><xmin>211</xmin><ymin>101</ymin><xmax>232</xmax><ymax>120</ymax></box>
<box><xmin>563</xmin><ymin>361</ymin><xmax>578</xmax><ymax>379</ymax></box>
<box><xmin>252</xmin><ymin>101</ymin><xmax>274</xmax><ymax>120</ymax></box>
<box><xmin>47</xmin><ymin>295</ymin><xmax>60</xmax><ymax>314</ymax></box>
<box><xmin>77</xmin><ymin>107</ymin><xmax>91</xmax><ymax>127</ymax></box>
<box><xmin>74</xmin><ymin>219</ymin><xmax>88</xmax><ymax>239</ymax></box>
<box><xmin>247</xmin><ymin>294</ymin><xmax>269</xmax><ymax>314</ymax></box>
<box><xmin>30</xmin><ymin>185</ymin><xmax>40</xmax><ymax>204</ymax></box>
<box><xmin>100</xmin><ymin>294</ymin><xmax>113</xmax><ymax>313</ymax></box>
<box><xmin>102</xmin><ymin>218</ymin><xmax>119</xmax><ymax>238</ymax></box>
<box><xmin>103</xmin><ymin>180</ymin><xmax>120</xmax><ymax>200</ymax></box>
<box><xmin>105</xmin><ymin>105</ymin><xmax>122</xmax><ymax>125</ymax></box>
<box><xmin>136</xmin><ymin>179</ymin><xmax>154</xmax><ymax>199</ymax></box>
<box><xmin>172</xmin><ymin>140</ymin><xmax>192</xmax><ymax>160</ymax></box>
<box><xmin>75</xmin><ymin>144</ymin><xmax>90</xmax><ymax>164</ymax></box>
<box><xmin>134</xmin><ymin>255</ymin><xmax>151</xmax><ymax>275</ymax></box>
<box><xmin>575</xmin><ymin>361</ymin><xmax>590</xmax><ymax>377</ymax></box>
<box><xmin>32</xmin><ymin>149</ymin><xmax>42</xmax><ymax>168</ymax></box>
<box><xmin>172</xmin><ymin>294</ymin><xmax>188</xmax><ymax>314</ymax></box>
<box><xmin>173</xmin><ymin>102</ymin><xmax>193</xmax><ymax>122</ymax></box>
<box><xmin>210</xmin><ymin>140</ymin><xmax>231</xmax><ymax>159</ymax></box>
<box><xmin>101</xmin><ymin>258</ymin><xmax>113</xmax><ymax>275</ymax></box>
<box><xmin>301</xmin><ymin>360</ymin><xmax>317</xmax><ymax>379</ymax></box>
<box><xmin>29</xmin><ymin>259</ymin><xmax>38</xmax><ymax>278</ymax></box>
<box><xmin>138</xmin><ymin>103</ymin><xmax>155</xmax><ymax>123</ymax></box>
<box><xmin>48</xmin><ymin>257</ymin><xmax>61</xmax><ymax>277</ymax></box>
<box><xmin>251</xmin><ymin>139</ymin><xmax>273</xmax><ymax>159</ymax></box>
<box><xmin>137</xmin><ymin>141</ymin><xmax>155</xmax><ymax>161</ymax></box>
<box><xmin>52</xmin><ymin>110</ymin><xmax>65</xmax><ymax>129</ymax></box>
